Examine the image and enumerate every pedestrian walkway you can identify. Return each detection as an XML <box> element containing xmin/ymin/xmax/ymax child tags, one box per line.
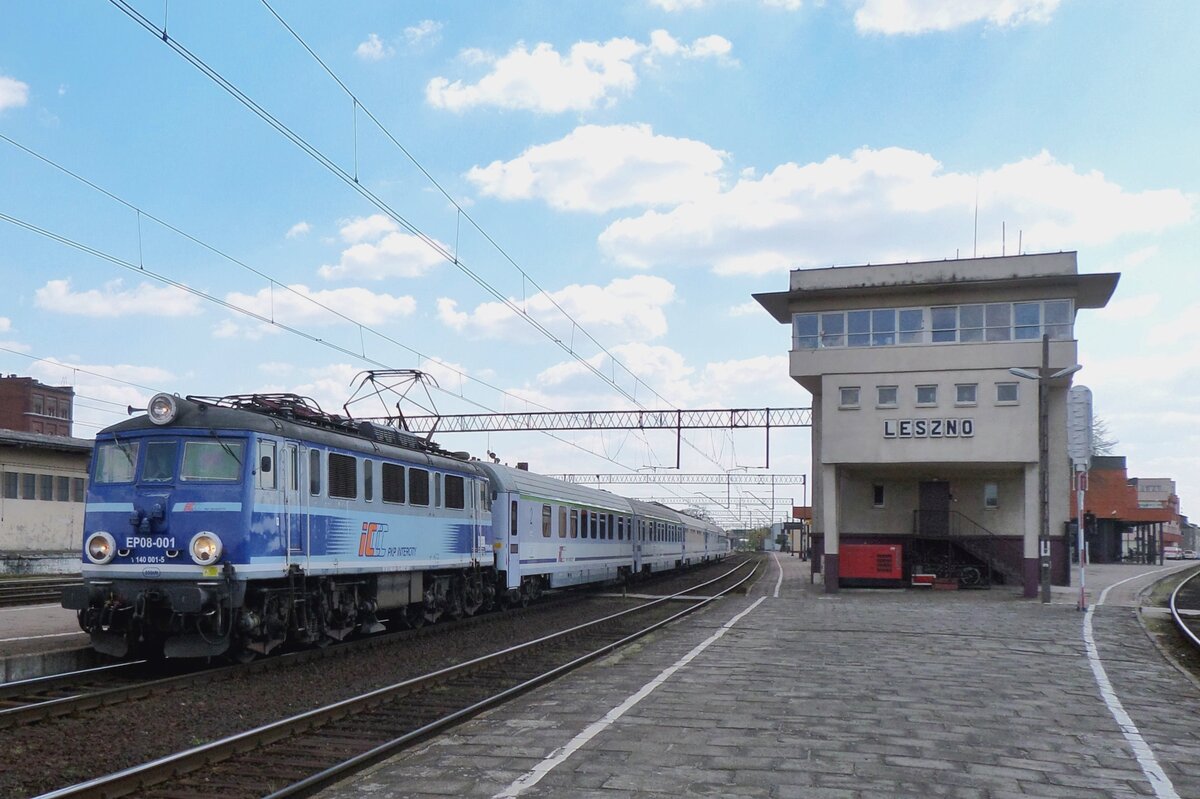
<box><xmin>290</xmin><ymin>557</ymin><xmax>1200</xmax><ymax>796</ymax></box>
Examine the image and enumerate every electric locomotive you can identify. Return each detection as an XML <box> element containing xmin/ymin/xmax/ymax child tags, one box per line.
<box><xmin>62</xmin><ymin>392</ymin><xmax>495</xmax><ymax>659</ymax></box>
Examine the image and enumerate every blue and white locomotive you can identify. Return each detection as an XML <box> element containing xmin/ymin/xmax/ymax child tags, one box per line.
<box><xmin>63</xmin><ymin>392</ymin><xmax>730</xmax><ymax>659</ymax></box>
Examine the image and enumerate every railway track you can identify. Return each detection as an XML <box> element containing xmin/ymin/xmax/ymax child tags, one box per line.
<box><xmin>33</xmin><ymin>559</ymin><xmax>757</xmax><ymax>799</ymax></box>
<box><xmin>0</xmin><ymin>575</ymin><xmax>80</xmax><ymax>607</ymax></box>
<box><xmin>1169</xmin><ymin>566</ymin><xmax>1200</xmax><ymax>649</ymax></box>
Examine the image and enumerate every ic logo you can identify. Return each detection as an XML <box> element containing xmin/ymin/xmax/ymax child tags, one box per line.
<box><xmin>358</xmin><ymin>522</ymin><xmax>388</xmax><ymax>557</ymax></box>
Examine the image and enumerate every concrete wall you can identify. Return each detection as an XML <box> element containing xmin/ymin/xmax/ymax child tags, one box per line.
<box><xmin>0</xmin><ymin>445</ymin><xmax>87</xmax><ymax>560</ymax></box>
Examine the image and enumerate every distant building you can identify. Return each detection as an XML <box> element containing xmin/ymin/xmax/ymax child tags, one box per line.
<box><xmin>0</xmin><ymin>375</ymin><xmax>75</xmax><ymax>437</ymax></box>
<box><xmin>0</xmin><ymin>429</ymin><xmax>91</xmax><ymax>574</ymax></box>
<box><xmin>1072</xmin><ymin>458</ymin><xmax>1183</xmax><ymax>563</ymax></box>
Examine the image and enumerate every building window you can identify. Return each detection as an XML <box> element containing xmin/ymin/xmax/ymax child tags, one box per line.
<box><xmin>996</xmin><ymin>382</ymin><xmax>1019</xmax><ymax>404</ymax></box>
<box><xmin>984</xmin><ymin>482</ymin><xmax>999</xmax><ymax>509</ymax></box>
<box><xmin>955</xmin><ymin>384</ymin><xmax>978</xmax><ymax>406</ymax></box>
<box><xmin>1044</xmin><ymin>300</ymin><xmax>1073</xmax><ymax>339</ymax></box>
<box><xmin>876</xmin><ymin>386</ymin><xmax>898</xmax><ymax>408</ymax></box>
<box><xmin>820</xmin><ymin>312</ymin><xmax>845</xmax><ymax>348</ymax></box>
<box><xmin>40</xmin><ymin>474</ymin><xmax>54</xmax><ymax>501</ymax></box>
<box><xmin>32</xmin><ymin>395</ymin><xmax>43</xmax><ymax>415</ymax></box>
<box><xmin>2</xmin><ymin>472</ymin><xmax>17</xmax><ymax>499</ymax></box>
<box><xmin>839</xmin><ymin>387</ymin><xmax>860</xmax><ymax>409</ymax></box>
<box><xmin>985</xmin><ymin>303</ymin><xmax>1012</xmax><ymax>342</ymax></box>
<box><xmin>72</xmin><ymin>477</ymin><xmax>86</xmax><ymax>502</ymax></box>
<box><xmin>55</xmin><ymin>476</ymin><xmax>70</xmax><ymax>502</ymax></box>
<box><xmin>916</xmin><ymin>385</ymin><xmax>937</xmax><ymax>406</ymax></box>
<box><xmin>847</xmin><ymin>310</ymin><xmax>871</xmax><ymax>347</ymax></box>
<box><xmin>793</xmin><ymin>313</ymin><xmax>818</xmax><ymax>350</ymax></box>
<box><xmin>872</xmin><ymin>484</ymin><xmax>885</xmax><ymax>508</ymax></box>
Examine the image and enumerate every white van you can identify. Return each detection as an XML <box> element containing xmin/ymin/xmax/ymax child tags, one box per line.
<box><xmin>1164</xmin><ymin>545</ymin><xmax>1184</xmax><ymax>560</ymax></box>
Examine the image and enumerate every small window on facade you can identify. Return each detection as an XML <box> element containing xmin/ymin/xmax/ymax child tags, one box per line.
<box><xmin>258</xmin><ymin>440</ymin><xmax>276</xmax><ymax>489</ymax></box>
<box><xmin>309</xmin><ymin>450</ymin><xmax>321</xmax><ymax>495</ymax></box>
<box><xmin>55</xmin><ymin>476</ymin><xmax>70</xmax><ymax>502</ymax></box>
<box><xmin>955</xmin><ymin>384</ymin><xmax>978</xmax><ymax>406</ymax></box>
<box><xmin>409</xmin><ymin>468</ymin><xmax>430</xmax><ymax>506</ymax></box>
<box><xmin>327</xmin><ymin>453</ymin><xmax>358</xmax><ymax>499</ymax></box>
<box><xmin>445</xmin><ymin>474</ymin><xmax>465</xmax><ymax>509</ymax></box>
<box><xmin>45</xmin><ymin>398</ymin><xmax>56</xmax><ymax>418</ymax></box>
<box><xmin>542</xmin><ymin>504</ymin><xmax>552</xmax><ymax>537</ymax></box>
<box><xmin>40</xmin><ymin>474</ymin><xmax>54</xmax><ymax>501</ymax></box>
<box><xmin>143</xmin><ymin>441</ymin><xmax>178</xmax><ymax>483</ymax></box>
<box><xmin>839</xmin><ymin>387</ymin><xmax>860</xmax><ymax>409</ymax></box>
<box><xmin>559</xmin><ymin>507</ymin><xmax>567</xmax><ymax>539</ymax></box>
<box><xmin>382</xmin><ymin>463</ymin><xmax>405</xmax><ymax>503</ymax></box>
<box><xmin>984</xmin><ymin>482</ymin><xmax>999</xmax><ymax>509</ymax></box>
<box><xmin>916</xmin><ymin>385</ymin><xmax>937</xmax><ymax>406</ymax></box>
<box><xmin>872</xmin><ymin>483</ymin><xmax>885</xmax><ymax>508</ymax></box>
<box><xmin>72</xmin><ymin>477</ymin><xmax>86</xmax><ymax>502</ymax></box>
<box><xmin>2</xmin><ymin>472</ymin><xmax>17</xmax><ymax>499</ymax></box>
<box><xmin>32</xmin><ymin>395</ymin><xmax>43</xmax><ymax>415</ymax></box>
<box><xmin>363</xmin><ymin>460</ymin><xmax>374</xmax><ymax>502</ymax></box>
<box><xmin>876</xmin><ymin>386</ymin><xmax>898</xmax><ymax>408</ymax></box>
<box><xmin>996</xmin><ymin>382</ymin><xmax>1019</xmax><ymax>404</ymax></box>
<box><xmin>570</xmin><ymin>509</ymin><xmax>579</xmax><ymax>538</ymax></box>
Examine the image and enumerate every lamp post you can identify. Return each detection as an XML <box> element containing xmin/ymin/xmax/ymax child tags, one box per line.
<box><xmin>1009</xmin><ymin>334</ymin><xmax>1081</xmax><ymax>604</ymax></box>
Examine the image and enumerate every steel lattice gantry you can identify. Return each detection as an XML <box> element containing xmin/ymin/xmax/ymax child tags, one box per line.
<box><xmin>548</xmin><ymin>473</ymin><xmax>807</xmax><ymax>485</ymax></box>
<box><xmin>396</xmin><ymin>407</ymin><xmax>812</xmax><ymax>468</ymax></box>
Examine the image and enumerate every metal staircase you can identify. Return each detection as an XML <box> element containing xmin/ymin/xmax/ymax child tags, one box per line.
<box><xmin>911</xmin><ymin>510</ymin><xmax>1023</xmax><ymax>587</ymax></box>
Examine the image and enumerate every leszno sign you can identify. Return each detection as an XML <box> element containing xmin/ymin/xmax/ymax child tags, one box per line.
<box><xmin>883</xmin><ymin>419</ymin><xmax>974</xmax><ymax>438</ymax></box>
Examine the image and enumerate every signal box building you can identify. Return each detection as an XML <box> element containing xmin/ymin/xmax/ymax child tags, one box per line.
<box><xmin>755</xmin><ymin>252</ymin><xmax>1117</xmax><ymax>595</ymax></box>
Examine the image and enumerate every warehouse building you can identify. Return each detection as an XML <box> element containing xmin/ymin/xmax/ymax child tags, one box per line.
<box><xmin>755</xmin><ymin>252</ymin><xmax>1117</xmax><ymax>594</ymax></box>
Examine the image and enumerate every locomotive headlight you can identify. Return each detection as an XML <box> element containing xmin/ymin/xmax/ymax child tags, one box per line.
<box><xmin>147</xmin><ymin>393</ymin><xmax>178</xmax><ymax>425</ymax></box>
<box><xmin>189</xmin><ymin>532</ymin><xmax>223</xmax><ymax>565</ymax></box>
<box><xmin>85</xmin><ymin>531</ymin><xmax>117</xmax><ymax>565</ymax></box>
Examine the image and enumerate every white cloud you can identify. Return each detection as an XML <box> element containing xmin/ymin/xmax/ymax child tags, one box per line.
<box><xmin>466</xmin><ymin>124</ymin><xmax>727</xmax><ymax>212</ymax></box>
<box><xmin>286</xmin><ymin>221</ymin><xmax>311</xmax><ymax>239</ymax></box>
<box><xmin>25</xmin><ymin>357</ymin><xmax>177</xmax><ymax>435</ymax></box>
<box><xmin>355</xmin><ymin>33</ymin><xmax>394</xmax><ymax>61</ymax></box>
<box><xmin>728</xmin><ymin>301</ymin><xmax>763</xmax><ymax>317</ymax></box>
<box><xmin>649</xmin><ymin>0</ymin><xmax>709</xmax><ymax>10</ymax></box>
<box><xmin>853</xmin><ymin>0</ymin><xmax>1060</xmax><ymax>34</ymax></box>
<box><xmin>0</xmin><ymin>75</ymin><xmax>29</xmax><ymax>112</ymax></box>
<box><xmin>437</xmin><ymin>275</ymin><xmax>676</xmax><ymax>343</ymax></box>
<box><xmin>319</xmin><ymin>215</ymin><xmax>447</xmax><ymax>280</ymax></box>
<box><xmin>34</xmin><ymin>279</ymin><xmax>204</xmax><ymax>317</ymax></box>
<box><xmin>0</xmin><ymin>317</ymin><xmax>11</xmax><ymax>333</ymax></box>
<box><xmin>426</xmin><ymin>31</ymin><xmax>733</xmax><ymax>113</ymax></box>
<box><xmin>1095</xmin><ymin>294</ymin><xmax>1160</xmax><ymax>323</ymax></box>
<box><xmin>597</xmin><ymin>147</ymin><xmax>1196</xmax><ymax>275</ymax></box>
<box><xmin>405</xmin><ymin>20</ymin><xmax>443</xmax><ymax>47</ymax></box>
<box><xmin>223</xmin><ymin>284</ymin><xmax>416</xmax><ymax>329</ymax></box>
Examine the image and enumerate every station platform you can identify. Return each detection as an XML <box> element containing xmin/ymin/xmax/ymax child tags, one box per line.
<box><xmin>320</xmin><ymin>555</ymin><xmax>1200</xmax><ymax>799</ymax></box>
<box><xmin>0</xmin><ymin>602</ymin><xmax>95</xmax><ymax>682</ymax></box>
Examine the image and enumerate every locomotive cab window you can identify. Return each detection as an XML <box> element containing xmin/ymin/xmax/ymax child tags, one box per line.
<box><xmin>142</xmin><ymin>440</ymin><xmax>178</xmax><ymax>483</ymax></box>
<box><xmin>95</xmin><ymin>441</ymin><xmax>139</xmax><ymax>483</ymax></box>
<box><xmin>181</xmin><ymin>440</ymin><xmax>243</xmax><ymax>482</ymax></box>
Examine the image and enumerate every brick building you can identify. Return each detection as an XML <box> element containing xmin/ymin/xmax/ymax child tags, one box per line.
<box><xmin>1070</xmin><ymin>456</ymin><xmax>1181</xmax><ymax>562</ymax></box>
<box><xmin>0</xmin><ymin>375</ymin><xmax>74</xmax><ymax>437</ymax></box>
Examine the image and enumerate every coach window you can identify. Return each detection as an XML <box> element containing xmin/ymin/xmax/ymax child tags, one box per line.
<box><xmin>598</xmin><ymin>513</ymin><xmax>607</xmax><ymax>540</ymax></box>
<box><xmin>382</xmin><ymin>463</ymin><xmax>405</xmax><ymax>503</ymax></box>
<box><xmin>327</xmin><ymin>453</ymin><xmax>357</xmax><ymax>499</ymax></box>
<box><xmin>542</xmin><ymin>505</ymin><xmax>552</xmax><ymax>537</ymax></box>
<box><xmin>258</xmin><ymin>440</ymin><xmax>276</xmax><ymax>489</ymax></box>
<box><xmin>409</xmin><ymin>468</ymin><xmax>430</xmax><ymax>506</ymax></box>
<box><xmin>608</xmin><ymin>513</ymin><xmax>615</xmax><ymax>539</ymax></box>
<box><xmin>510</xmin><ymin>500</ymin><xmax>518</xmax><ymax>537</ymax></box>
<box><xmin>363</xmin><ymin>460</ymin><xmax>374</xmax><ymax>502</ymax></box>
<box><xmin>559</xmin><ymin>507</ymin><xmax>567</xmax><ymax>538</ymax></box>
<box><xmin>570</xmin><ymin>509</ymin><xmax>579</xmax><ymax>538</ymax></box>
<box><xmin>590</xmin><ymin>511</ymin><xmax>599</xmax><ymax>539</ymax></box>
<box><xmin>617</xmin><ymin>516</ymin><xmax>624</xmax><ymax>540</ymax></box>
<box><xmin>445</xmin><ymin>474</ymin><xmax>465</xmax><ymax>510</ymax></box>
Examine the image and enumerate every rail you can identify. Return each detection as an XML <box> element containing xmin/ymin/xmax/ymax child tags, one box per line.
<box><xmin>1168</xmin><ymin>566</ymin><xmax>1200</xmax><ymax>650</ymax></box>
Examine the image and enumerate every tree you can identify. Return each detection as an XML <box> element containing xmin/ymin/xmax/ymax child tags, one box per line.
<box><xmin>1092</xmin><ymin>415</ymin><xmax>1118</xmax><ymax>456</ymax></box>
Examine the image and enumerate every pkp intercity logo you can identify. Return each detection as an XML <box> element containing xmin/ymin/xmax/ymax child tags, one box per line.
<box><xmin>358</xmin><ymin>521</ymin><xmax>389</xmax><ymax>557</ymax></box>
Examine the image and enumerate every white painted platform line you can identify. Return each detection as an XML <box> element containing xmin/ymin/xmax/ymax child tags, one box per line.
<box><xmin>772</xmin><ymin>551</ymin><xmax>783</xmax><ymax>598</ymax></box>
<box><xmin>0</xmin><ymin>603</ymin><xmax>62</xmax><ymax>613</ymax></box>
<box><xmin>493</xmin><ymin>596</ymin><xmax>768</xmax><ymax>799</ymax></box>
<box><xmin>0</xmin><ymin>631</ymin><xmax>81</xmax><ymax>644</ymax></box>
<box><xmin>1084</xmin><ymin>568</ymin><xmax>1180</xmax><ymax>799</ymax></box>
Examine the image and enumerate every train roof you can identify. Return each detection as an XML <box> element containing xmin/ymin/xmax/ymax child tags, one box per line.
<box><xmin>475</xmin><ymin>462</ymin><xmax>634</xmax><ymax>513</ymax></box>
<box><xmin>100</xmin><ymin>394</ymin><xmax>481</xmax><ymax>473</ymax></box>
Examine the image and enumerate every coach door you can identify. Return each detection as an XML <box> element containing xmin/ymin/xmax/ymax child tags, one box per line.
<box><xmin>281</xmin><ymin>443</ymin><xmax>306</xmax><ymax>565</ymax></box>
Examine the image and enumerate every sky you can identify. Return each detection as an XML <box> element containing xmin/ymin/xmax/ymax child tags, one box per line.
<box><xmin>1</xmin><ymin>0</ymin><xmax>1197</xmax><ymax>527</ymax></box>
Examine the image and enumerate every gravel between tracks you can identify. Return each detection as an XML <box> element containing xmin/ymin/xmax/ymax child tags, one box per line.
<box><xmin>2</xmin><ymin>560</ymin><xmax>750</xmax><ymax>797</ymax></box>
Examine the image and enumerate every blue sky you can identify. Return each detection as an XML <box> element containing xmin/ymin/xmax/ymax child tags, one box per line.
<box><xmin>1</xmin><ymin>0</ymin><xmax>1197</xmax><ymax>525</ymax></box>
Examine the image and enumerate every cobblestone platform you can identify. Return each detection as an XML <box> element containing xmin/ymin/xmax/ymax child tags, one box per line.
<box><xmin>320</xmin><ymin>556</ymin><xmax>1200</xmax><ymax>799</ymax></box>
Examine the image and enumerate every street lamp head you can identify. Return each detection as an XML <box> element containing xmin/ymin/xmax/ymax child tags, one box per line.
<box><xmin>1008</xmin><ymin>367</ymin><xmax>1040</xmax><ymax>380</ymax></box>
<box><xmin>1050</xmin><ymin>364</ymin><xmax>1083</xmax><ymax>379</ymax></box>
